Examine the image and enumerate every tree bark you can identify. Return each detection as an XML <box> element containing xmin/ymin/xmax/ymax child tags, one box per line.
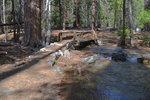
<box><xmin>12</xmin><ymin>0</ymin><xmax>17</xmax><ymax>42</ymax></box>
<box><xmin>104</xmin><ymin>0</ymin><xmax>111</xmax><ymax>27</ymax></box>
<box><xmin>114</xmin><ymin>0</ymin><xmax>117</xmax><ymax>28</ymax></box>
<box><xmin>120</xmin><ymin>0</ymin><xmax>126</xmax><ymax>46</ymax></box>
<box><xmin>74</xmin><ymin>0</ymin><xmax>80</xmax><ymax>28</ymax></box>
<box><xmin>46</xmin><ymin>0</ymin><xmax>51</xmax><ymax>45</ymax></box>
<box><xmin>3</xmin><ymin>0</ymin><xmax>7</xmax><ymax>42</ymax></box>
<box><xmin>0</xmin><ymin>5</ymin><xmax>4</xmax><ymax>34</ymax></box>
<box><xmin>24</xmin><ymin>0</ymin><xmax>42</xmax><ymax>48</ymax></box>
<box><xmin>16</xmin><ymin>0</ymin><xmax>23</xmax><ymax>41</ymax></box>
<box><xmin>41</xmin><ymin>0</ymin><xmax>51</xmax><ymax>46</ymax></box>
<box><xmin>128</xmin><ymin>0</ymin><xmax>134</xmax><ymax>46</ymax></box>
<box><xmin>63</xmin><ymin>0</ymin><xmax>67</xmax><ymax>30</ymax></box>
<box><xmin>58</xmin><ymin>0</ymin><xmax>62</xmax><ymax>28</ymax></box>
<box><xmin>92</xmin><ymin>0</ymin><xmax>96</xmax><ymax>30</ymax></box>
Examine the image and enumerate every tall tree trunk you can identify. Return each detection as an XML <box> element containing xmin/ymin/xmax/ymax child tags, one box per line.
<box><xmin>3</xmin><ymin>0</ymin><xmax>7</xmax><ymax>42</ymax></box>
<box><xmin>41</xmin><ymin>0</ymin><xmax>52</xmax><ymax>46</ymax></box>
<box><xmin>97</xmin><ymin>0</ymin><xmax>102</xmax><ymax>28</ymax></box>
<box><xmin>120</xmin><ymin>0</ymin><xmax>126</xmax><ymax>46</ymax></box>
<box><xmin>58</xmin><ymin>0</ymin><xmax>62</xmax><ymax>28</ymax></box>
<box><xmin>0</xmin><ymin>4</ymin><xmax>4</xmax><ymax>34</ymax></box>
<box><xmin>63</xmin><ymin>0</ymin><xmax>66</xmax><ymax>30</ymax></box>
<box><xmin>24</xmin><ymin>0</ymin><xmax>42</xmax><ymax>47</ymax></box>
<box><xmin>46</xmin><ymin>0</ymin><xmax>51</xmax><ymax>45</ymax></box>
<box><xmin>104</xmin><ymin>0</ymin><xmax>111</xmax><ymax>27</ymax></box>
<box><xmin>128</xmin><ymin>0</ymin><xmax>134</xmax><ymax>46</ymax></box>
<box><xmin>74</xmin><ymin>0</ymin><xmax>80</xmax><ymax>28</ymax></box>
<box><xmin>12</xmin><ymin>0</ymin><xmax>17</xmax><ymax>42</ymax></box>
<box><xmin>86</xmin><ymin>3</ymin><xmax>90</xmax><ymax>28</ymax></box>
<box><xmin>114</xmin><ymin>0</ymin><xmax>117</xmax><ymax>28</ymax></box>
<box><xmin>92</xmin><ymin>0</ymin><xmax>96</xmax><ymax>30</ymax></box>
<box><xmin>16</xmin><ymin>0</ymin><xmax>23</xmax><ymax>42</ymax></box>
<box><xmin>41</xmin><ymin>0</ymin><xmax>47</xmax><ymax>45</ymax></box>
<box><xmin>92</xmin><ymin>0</ymin><xmax>98</xmax><ymax>42</ymax></box>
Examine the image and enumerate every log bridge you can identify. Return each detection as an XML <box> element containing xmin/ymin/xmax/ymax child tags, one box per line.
<box><xmin>58</xmin><ymin>30</ymin><xmax>98</xmax><ymax>44</ymax></box>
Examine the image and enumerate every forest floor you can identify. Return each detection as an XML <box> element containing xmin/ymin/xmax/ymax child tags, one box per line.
<box><xmin>0</xmin><ymin>30</ymin><xmax>150</xmax><ymax>100</ymax></box>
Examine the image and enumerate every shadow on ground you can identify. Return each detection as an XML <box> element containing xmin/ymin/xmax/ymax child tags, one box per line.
<box><xmin>2</xmin><ymin>82</ymin><xmax>60</xmax><ymax>100</ymax></box>
<box><xmin>0</xmin><ymin>45</ymin><xmax>33</xmax><ymax>65</ymax></box>
<box><xmin>0</xmin><ymin>44</ymin><xmax>64</xmax><ymax>81</ymax></box>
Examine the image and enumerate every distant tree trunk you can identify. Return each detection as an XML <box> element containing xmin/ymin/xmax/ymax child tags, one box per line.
<box><xmin>74</xmin><ymin>0</ymin><xmax>80</xmax><ymax>28</ymax></box>
<box><xmin>86</xmin><ymin>3</ymin><xmax>90</xmax><ymax>28</ymax></box>
<box><xmin>128</xmin><ymin>0</ymin><xmax>134</xmax><ymax>46</ymax></box>
<box><xmin>15</xmin><ymin>0</ymin><xmax>23</xmax><ymax>42</ymax></box>
<box><xmin>46</xmin><ymin>0</ymin><xmax>51</xmax><ymax>45</ymax></box>
<box><xmin>0</xmin><ymin>5</ymin><xmax>4</xmax><ymax>34</ymax></box>
<box><xmin>41</xmin><ymin>0</ymin><xmax>51</xmax><ymax>46</ymax></box>
<box><xmin>92</xmin><ymin>0</ymin><xmax>96</xmax><ymax>30</ymax></box>
<box><xmin>2</xmin><ymin>0</ymin><xmax>5</xmax><ymax>26</ymax></box>
<box><xmin>104</xmin><ymin>0</ymin><xmax>111</xmax><ymax>27</ymax></box>
<box><xmin>24</xmin><ymin>0</ymin><xmax>42</xmax><ymax>47</ymax></box>
<box><xmin>12</xmin><ymin>0</ymin><xmax>17</xmax><ymax>42</ymax></box>
<box><xmin>97</xmin><ymin>0</ymin><xmax>102</xmax><ymax>28</ymax></box>
<box><xmin>63</xmin><ymin>0</ymin><xmax>67</xmax><ymax>30</ymax></box>
<box><xmin>3</xmin><ymin>0</ymin><xmax>7</xmax><ymax>42</ymax></box>
<box><xmin>92</xmin><ymin>0</ymin><xmax>98</xmax><ymax>41</ymax></box>
<box><xmin>58</xmin><ymin>0</ymin><xmax>62</xmax><ymax>28</ymax></box>
<box><xmin>41</xmin><ymin>0</ymin><xmax>47</xmax><ymax>45</ymax></box>
<box><xmin>114</xmin><ymin>0</ymin><xmax>117</xmax><ymax>28</ymax></box>
<box><xmin>120</xmin><ymin>0</ymin><xmax>126</xmax><ymax>46</ymax></box>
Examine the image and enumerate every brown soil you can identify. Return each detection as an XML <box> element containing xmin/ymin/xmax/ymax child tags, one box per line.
<box><xmin>0</xmin><ymin>40</ymin><xmax>71</xmax><ymax>100</ymax></box>
<box><xmin>0</xmin><ymin>45</ymin><xmax>33</xmax><ymax>65</ymax></box>
<box><xmin>0</xmin><ymin>55</ymin><xmax>62</xmax><ymax>100</ymax></box>
<box><xmin>0</xmin><ymin>29</ymin><xmax>150</xmax><ymax>100</ymax></box>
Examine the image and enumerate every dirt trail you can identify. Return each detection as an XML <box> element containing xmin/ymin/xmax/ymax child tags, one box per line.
<box><xmin>0</xmin><ymin>31</ymin><xmax>150</xmax><ymax>100</ymax></box>
<box><xmin>0</xmin><ymin>40</ymin><xmax>72</xmax><ymax>100</ymax></box>
<box><xmin>0</xmin><ymin>56</ymin><xmax>61</xmax><ymax>100</ymax></box>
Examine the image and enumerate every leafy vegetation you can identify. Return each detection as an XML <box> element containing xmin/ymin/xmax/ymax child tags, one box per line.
<box><xmin>138</xmin><ymin>10</ymin><xmax>150</xmax><ymax>28</ymax></box>
<box><xmin>141</xmin><ymin>33</ymin><xmax>150</xmax><ymax>47</ymax></box>
<box><xmin>114</xmin><ymin>25</ymin><xmax>130</xmax><ymax>37</ymax></box>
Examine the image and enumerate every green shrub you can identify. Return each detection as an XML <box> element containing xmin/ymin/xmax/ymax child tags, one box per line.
<box><xmin>141</xmin><ymin>33</ymin><xmax>150</xmax><ymax>47</ymax></box>
<box><xmin>114</xmin><ymin>25</ymin><xmax>130</xmax><ymax>37</ymax></box>
<box><xmin>138</xmin><ymin>10</ymin><xmax>150</xmax><ymax>28</ymax></box>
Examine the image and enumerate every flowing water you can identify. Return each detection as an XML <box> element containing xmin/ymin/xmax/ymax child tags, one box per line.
<box><xmin>61</xmin><ymin>46</ymin><xmax>150</xmax><ymax>100</ymax></box>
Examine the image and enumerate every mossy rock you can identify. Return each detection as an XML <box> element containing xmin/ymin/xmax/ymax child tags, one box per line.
<box><xmin>137</xmin><ymin>57</ymin><xmax>150</xmax><ymax>64</ymax></box>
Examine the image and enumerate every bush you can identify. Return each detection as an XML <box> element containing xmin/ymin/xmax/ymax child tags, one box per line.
<box><xmin>141</xmin><ymin>33</ymin><xmax>150</xmax><ymax>47</ymax></box>
<box><xmin>114</xmin><ymin>25</ymin><xmax>130</xmax><ymax>37</ymax></box>
<box><xmin>138</xmin><ymin>10</ymin><xmax>150</xmax><ymax>28</ymax></box>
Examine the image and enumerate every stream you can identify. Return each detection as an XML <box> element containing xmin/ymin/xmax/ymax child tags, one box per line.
<box><xmin>92</xmin><ymin>46</ymin><xmax>150</xmax><ymax>100</ymax></box>
<box><xmin>60</xmin><ymin>45</ymin><xmax>150</xmax><ymax>100</ymax></box>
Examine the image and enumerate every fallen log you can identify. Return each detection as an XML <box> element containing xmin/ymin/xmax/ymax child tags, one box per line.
<box><xmin>12</xmin><ymin>61</ymin><xmax>26</xmax><ymax>67</ymax></box>
<box><xmin>0</xmin><ymin>42</ymin><xmax>15</xmax><ymax>46</ymax></box>
<box><xmin>0</xmin><ymin>51</ymin><xmax>7</xmax><ymax>55</ymax></box>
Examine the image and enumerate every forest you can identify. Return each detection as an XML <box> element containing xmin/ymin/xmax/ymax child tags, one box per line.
<box><xmin>0</xmin><ymin>0</ymin><xmax>150</xmax><ymax>100</ymax></box>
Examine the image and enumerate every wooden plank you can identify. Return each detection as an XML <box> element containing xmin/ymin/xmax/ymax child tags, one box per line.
<box><xmin>58</xmin><ymin>31</ymin><xmax>74</xmax><ymax>41</ymax></box>
<box><xmin>57</xmin><ymin>30</ymin><xmax>95</xmax><ymax>42</ymax></box>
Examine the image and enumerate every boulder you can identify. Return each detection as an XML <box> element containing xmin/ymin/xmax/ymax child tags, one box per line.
<box><xmin>112</xmin><ymin>51</ymin><xmax>127</xmax><ymax>62</ymax></box>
